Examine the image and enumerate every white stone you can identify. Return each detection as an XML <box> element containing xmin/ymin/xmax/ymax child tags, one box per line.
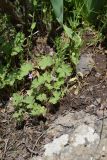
<box><xmin>102</xmin><ymin>146</ymin><xmax>106</xmax><ymax>151</ymax></box>
<box><xmin>73</xmin><ymin>125</ymin><xmax>99</xmax><ymax>147</ymax></box>
<box><xmin>44</xmin><ymin>134</ymin><xmax>69</xmax><ymax>157</ymax></box>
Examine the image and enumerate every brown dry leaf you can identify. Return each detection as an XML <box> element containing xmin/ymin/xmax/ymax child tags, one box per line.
<box><xmin>69</xmin><ymin>77</ymin><xmax>78</xmax><ymax>82</ymax></box>
<box><xmin>31</xmin><ymin>70</ymin><xmax>40</xmax><ymax>78</ymax></box>
<box><xmin>74</xmin><ymin>87</ymin><xmax>79</xmax><ymax>95</ymax></box>
<box><xmin>0</xmin><ymin>108</ymin><xmax>5</xmax><ymax>113</ymax></box>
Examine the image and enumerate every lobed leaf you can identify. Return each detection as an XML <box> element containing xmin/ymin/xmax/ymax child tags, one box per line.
<box><xmin>38</xmin><ymin>56</ymin><xmax>53</xmax><ymax>70</ymax></box>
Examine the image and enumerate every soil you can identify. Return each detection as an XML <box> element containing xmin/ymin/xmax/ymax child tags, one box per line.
<box><xmin>1</xmin><ymin>40</ymin><xmax>107</xmax><ymax>160</ymax></box>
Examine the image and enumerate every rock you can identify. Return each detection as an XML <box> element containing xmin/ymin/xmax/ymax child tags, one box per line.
<box><xmin>44</xmin><ymin>134</ymin><xmax>69</xmax><ymax>157</ymax></box>
<box><xmin>47</xmin><ymin>112</ymin><xmax>75</xmax><ymax>138</ymax></box>
<box><xmin>95</xmin><ymin>72</ymin><xmax>101</xmax><ymax>78</ymax></box>
<box><xmin>30</xmin><ymin>111</ymin><xmax>107</xmax><ymax>160</ymax></box>
<box><xmin>31</xmin><ymin>125</ymin><xmax>99</xmax><ymax>160</ymax></box>
<box><xmin>72</xmin><ymin>125</ymin><xmax>99</xmax><ymax>147</ymax></box>
<box><xmin>96</xmin><ymin>98</ymin><xmax>101</xmax><ymax>104</ymax></box>
<box><xmin>76</xmin><ymin>54</ymin><xmax>94</xmax><ymax>76</ymax></box>
<box><xmin>86</xmin><ymin>104</ymin><xmax>96</xmax><ymax>112</ymax></box>
<box><xmin>55</xmin><ymin>112</ymin><xmax>74</xmax><ymax>127</ymax></box>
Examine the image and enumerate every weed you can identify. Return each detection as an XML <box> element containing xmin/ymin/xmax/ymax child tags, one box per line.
<box><xmin>0</xmin><ymin>0</ymin><xmax>106</xmax><ymax>123</ymax></box>
<box><xmin>12</xmin><ymin>52</ymin><xmax>72</xmax><ymax>121</ymax></box>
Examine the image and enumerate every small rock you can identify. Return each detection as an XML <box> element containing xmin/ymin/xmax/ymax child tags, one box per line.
<box><xmin>102</xmin><ymin>85</ymin><xmax>106</xmax><ymax>89</ymax></box>
<box><xmin>105</xmin><ymin>50</ymin><xmax>107</xmax><ymax>54</ymax></box>
<box><xmin>72</xmin><ymin>125</ymin><xmax>99</xmax><ymax>147</ymax></box>
<box><xmin>96</xmin><ymin>98</ymin><xmax>101</xmax><ymax>104</ymax></box>
<box><xmin>55</xmin><ymin>113</ymin><xmax>74</xmax><ymax>127</ymax></box>
<box><xmin>76</xmin><ymin>54</ymin><xmax>95</xmax><ymax>76</ymax></box>
<box><xmin>80</xmin><ymin>95</ymin><xmax>85</xmax><ymax>99</ymax></box>
<box><xmin>102</xmin><ymin>146</ymin><xmax>106</xmax><ymax>151</ymax></box>
<box><xmin>100</xmin><ymin>102</ymin><xmax>107</xmax><ymax>110</ymax></box>
<box><xmin>86</xmin><ymin>104</ymin><xmax>96</xmax><ymax>112</ymax></box>
<box><xmin>95</xmin><ymin>72</ymin><xmax>101</xmax><ymax>78</ymax></box>
<box><xmin>44</xmin><ymin>134</ymin><xmax>69</xmax><ymax>157</ymax></box>
<box><xmin>74</xmin><ymin>111</ymin><xmax>85</xmax><ymax>120</ymax></box>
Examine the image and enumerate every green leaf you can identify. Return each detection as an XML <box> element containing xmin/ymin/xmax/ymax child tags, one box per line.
<box><xmin>30</xmin><ymin>103</ymin><xmax>46</xmax><ymax>116</ymax></box>
<box><xmin>63</xmin><ymin>25</ymin><xmax>73</xmax><ymax>39</ymax></box>
<box><xmin>50</xmin><ymin>0</ymin><xmax>63</xmax><ymax>24</ymax></box>
<box><xmin>38</xmin><ymin>74</ymin><xmax>46</xmax><ymax>84</ymax></box>
<box><xmin>11</xmin><ymin>32</ymin><xmax>25</xmax><ymax>56</ymax></box>
<box><xmin>73</xmin><ymin>34</ymin><xmax>82</xmax><ymax>48</ymax></box>
<box><xmin>76</xmin><ymin>0</ymin><xmax>105</xmax><ymax>24</ymax></box>
<box><xmin>71</xmin><ymin>52</ymin><xmax>79</xmax><ymax>65</ymax></box>
<box><xmin>36</xmin><ymin>94</ymin><xmax>47</xmax><ymax>101</ymax></box>
<box><xmin>0</xmin><ymin>66</ymin><xmax>7</xmax><ymax>79</ymax></box>
<box><xmin>38</xmin><ymin>56</ymin><xmax>53</xmax><ymax>69</ymax></box>
<box><xmin>31</xmin><ymin>78</ymin><xmax>39</xmax><ymax>88</ymax></box>
<box><xmin>43</xmin><ymin>72</ymin><xmax>51</xmax><ymax>83</ymax></box>
<box><xmin>54</xmin><ymin>79</ymin><xmax>64</xmax><ymax>89</ymax></box>
<box><xmin>23</xmin><ymin>95</ymin><xmax>35</xmax><ymax>104</ymax></box>
<box><xmin>57</xmin><ymin>63</ymin><xmax>72</xmax><ymax>78</ymax></box>
<box><xmin>13</xmin><ymin>109</ymin><xmax>24</xmax><ymax>121</ymax></box>
<box><xmin>12</xmin><ymin>46</ymin><xmax>23</xmax><ymax>56</ymax></box>
<box><xmin>31</xmin><ymin>22</ymin><xmax>36</xmax><ymax>30</ymax></box>
<box><xmin>45</xmin><ymin>83</ymin><xmax>53</xmax><ymax>90</ymax></box>
<box><xmin>31</xmin><ymin>71</ymin><xmax>52</xmax><ymax>89</ymax></box>
<box><xmin>18</xmin><ymin>62</ymin><xmax>33</xmax><ymax>80</ymax></box>
<box><xmin>27</xmin><ymin>89</ymin><xmax>33</xmax><ymax>96</ymax></box>
<box><xmin>5</xmin><ymin>71</ymin><xmax>18</xmax><ymax>86</ymax></box>
<box><xmin>29</xmin><ymin>13</ymin><xmax>33</xmax><ymax>18</ymax></box>
<box><xmin>49</xmin><ymin>91</ymin><xmax>61</xmax><ymax>104</ymax></box>
<box><xmin>33</xmin><ymin>0</ymin><xmax>37</xmax><ymax>6</ymax></box>
<box><xmin>31</xmin><ymin>74</ymin><xmax>45</xmax><ymax>88</ymax></box>
<box><xmin>12</xmin><ymin>93</ymin><xmax>23</xmax><ymax>106</ymax></box>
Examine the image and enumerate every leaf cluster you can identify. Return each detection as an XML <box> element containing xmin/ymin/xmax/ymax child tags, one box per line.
<box><xmin>13</xmin><ymin>54</ymin><xmax>72</xmax><ymax>121</ymax></box>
